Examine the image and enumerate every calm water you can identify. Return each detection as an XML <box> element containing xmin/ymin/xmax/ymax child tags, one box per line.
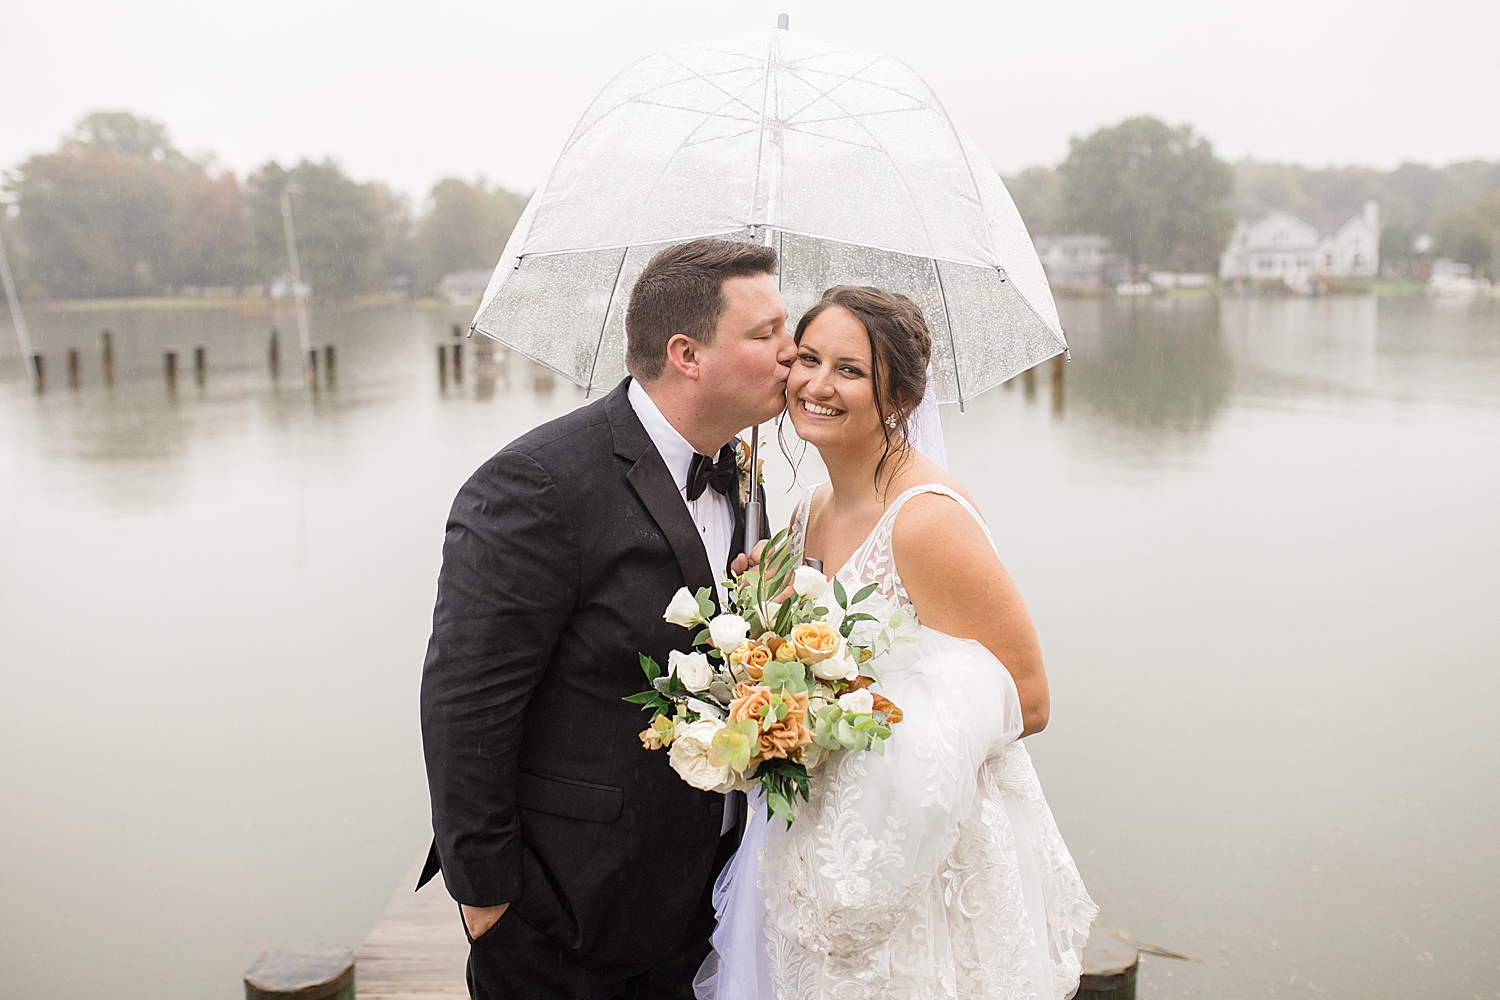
<box><xmin>1</xmin><ymin>296</ymin><xmax>1497</xmax><ymax>999</ymax></box>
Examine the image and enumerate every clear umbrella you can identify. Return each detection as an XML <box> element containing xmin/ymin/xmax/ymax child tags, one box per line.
<box><xmin>471</xmin><ymin>22</ymin><xmax>1066</xmax><ymax>406</ymax></box>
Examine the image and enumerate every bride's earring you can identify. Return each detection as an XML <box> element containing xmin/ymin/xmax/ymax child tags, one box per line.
<box><xmin>885</xmin><ymin>413</ymin><xmax>899</xmax><ymax>429</ymax></box>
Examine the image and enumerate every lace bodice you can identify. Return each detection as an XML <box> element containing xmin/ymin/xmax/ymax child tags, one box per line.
<box><xmin>791</xmin><ymin>483</ymin><xmax>997</xmax><ymax>633</ymax></box>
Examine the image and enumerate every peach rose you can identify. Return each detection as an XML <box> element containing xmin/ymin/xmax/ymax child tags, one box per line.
<box><xmin>790</xmin><ymin>622</ymin><xmax>842</xmax><ymax>664</ymax></box>
<box><xmin>729</xmin><ymin>682</ymin><xmax>813</xmax><ymax>761</ymax></box>
<box><xmin>739</xmin><ymin>643</ymin><xmax>772</xmax><ymax>680</ymax></box>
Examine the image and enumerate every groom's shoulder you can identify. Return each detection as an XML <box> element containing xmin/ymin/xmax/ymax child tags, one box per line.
<box><xmin>466</xmin><ymin>393</ymin><xmax>615</xmax><ymax>493</ymax></box>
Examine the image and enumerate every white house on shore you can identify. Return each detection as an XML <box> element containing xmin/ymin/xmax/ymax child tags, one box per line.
<box><xmin>1219</xmin><ymin>201</ymin><xmax>1381</xmax><ymax>281</ymax></box>
<box><xmin>439</xmin><ymin>269</ymin><xmax>494</xmax><ymax>304</ymax></box>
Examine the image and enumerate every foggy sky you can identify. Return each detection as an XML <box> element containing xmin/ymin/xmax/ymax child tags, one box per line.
<box><xmin>4</xmin><ymin>0</ymin><xmax>1497</xmax><ymax>200</ymax></box>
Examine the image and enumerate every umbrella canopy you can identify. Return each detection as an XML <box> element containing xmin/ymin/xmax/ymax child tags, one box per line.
<box><xmin>472</xmin><ymin>26</ymin><xmax>1065</xmax><ymax>404</ymax></box>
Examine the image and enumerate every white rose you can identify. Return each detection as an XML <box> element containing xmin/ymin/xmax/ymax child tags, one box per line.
<box><xmin>707</xmin><ymin>614</ymin><xmax>751</xmax><ymax>652</ymax></box>
<box><xmin>669</xmin><ymin>649</ymin><xmax>714</xmax><ymax>692</ymax></box>
<box><xmin>792</xmin><ymin>566</ymin><xmax>828</xmax><ymax>600</ymax></box>
<box><xmin>837</xmin><ymin>689</ymin><xmax>875</xmax><ymax>715</ymax></box>
<box><xmin>811</xmin><ymin>645</ymin><xmax>859</xmax><ymax>682</ymax></box>
<box><xmin>685</xmin><ymin>696</ymin><xmax>726</xmax><ymax>720</ymax></box>
<box><xmin>663</xmin><ymin>587</ymin><xmax>702</xmax><ymax>628</ymax></box>
<box><xmin>668</xmin><ymin>718</ymin><xmax>731</xmax><ymax>791</ymax></box>
<box><xmin>798</xmin><ymin>742</ymin><xmax>830</xmax><ymax>770</ymax></box>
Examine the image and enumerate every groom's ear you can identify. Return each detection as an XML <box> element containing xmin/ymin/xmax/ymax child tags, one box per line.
<box><xmin>665</xmin><ymin>333</ymin><xmax>704</xmax><ymax>381</ymax></box>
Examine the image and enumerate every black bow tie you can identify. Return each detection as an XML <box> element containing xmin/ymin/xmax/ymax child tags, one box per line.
<box><xmin>686</xmin><ymin>446</ymin><xmax>739</xmax><ymax>502</ymax></box>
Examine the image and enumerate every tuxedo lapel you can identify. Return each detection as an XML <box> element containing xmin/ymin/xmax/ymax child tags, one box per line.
<box><xmin>607</xmin><ymin>381</ymin><xmax>718</xmax><ymax>600</ymax></box>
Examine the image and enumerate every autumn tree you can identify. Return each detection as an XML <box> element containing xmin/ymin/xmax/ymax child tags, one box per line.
<box><xmin>414</xmin><ymin>178</ymin><xmax>527</xmax><ymax>295</ymax></box>
<box><xmin>244</xmin><ymin>159</ymin><xmax>388</xmax><ymax>298</ymax></box>
<box><xmin>1057</xmin><ymin>117</ymin><xmax>1234</xmax><ymax>274</ymax></box>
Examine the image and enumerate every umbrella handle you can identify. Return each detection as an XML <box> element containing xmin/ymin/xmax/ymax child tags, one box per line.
<box><xmin>743</xmin><ymin>425</ymin><xmax>762</xmax><ymax>554</ymax></box>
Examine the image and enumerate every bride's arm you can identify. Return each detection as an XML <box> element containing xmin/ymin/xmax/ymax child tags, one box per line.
<box><xmin>892</xmin><ymin>494</ymin><xmax>1051</xmax><ymax>736</ymax></box>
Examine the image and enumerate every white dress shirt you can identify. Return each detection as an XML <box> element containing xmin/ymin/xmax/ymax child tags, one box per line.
<box><xmin>627</xmin><ymin>378</ymin><xmax>736</xmax><ymax>603</ymax></box>
<box><xmin>628</xmin><ymin>378</ymin><xmax>740</xmax><ymax>835</ymax></box>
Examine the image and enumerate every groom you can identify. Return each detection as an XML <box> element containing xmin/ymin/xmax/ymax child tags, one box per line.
<box><xmin>419</xmin><ymin>238</ymin><xmax>795</xmax><ymax>999</ymax></box>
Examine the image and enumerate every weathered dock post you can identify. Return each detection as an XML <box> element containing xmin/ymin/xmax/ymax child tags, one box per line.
<box><xmin>323</xmin><ymin>345</ymin><xmax>336</xmax><ymax>387</ymax></box>
<box><xmin>31</xmin><ymin>354</ymin><xmax>44</xmax><ymax>393</ymax></box>
<box><xmin>243</xmin><ymin>943</ymin><xmax>354</xmax><ymax>1000</ymax></box>
<box><xmin>269</xmin><ymin>328</ymin><xmax>281</xmax><ymax>378</ymax></box>
<box><xmin>164</xmin><ymin>350</ymin><xmax>178</xmax><ymax>391</ymax></box>
<box><xmin>1050</xmin><ymin>354</ymin><xmax>1065</xmax><ymax>415</ymax></box>
<box><xmin>306</xmin><ymin>348</ymin><xmax>319</xmax><ymax>389</ymax></box>
<box><xmin>437</xmin><ymin>345</ymin><xmax>448</xmax><ymax>388</ymax></box>
<box><xmin>1077</xmin><ymin>931</ymin><xmax>1139</xmax><ymax>1000</ymax></box>
<box><xmin>1022</xmin><ymin>363</ymin><xmax>1037</xmax><ymax>400</ymax></box>
<box><xmin>67</xmin><ymin>349</ymin><xmax>80</xmax><ymax>390</ymax></box>
<box><xmin>101</xmin><ymin>329</ymin><xmax>115</xmax><ymax>384</ymax></box>
<box><xmin>194</xmin><ymin>346</ymin><xmax>206</xmax><ymax>387</ymax></box>
<box><xmin>452</xmin><ymin>342</ymin><xmax>463</xmax><ymax>383</ymax></box>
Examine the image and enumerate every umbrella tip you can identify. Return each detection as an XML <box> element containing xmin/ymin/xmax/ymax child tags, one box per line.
<box><xmin>777</xmin><ymin>13</ymin><xmax>789</xmax><ymax>29</ymax></box>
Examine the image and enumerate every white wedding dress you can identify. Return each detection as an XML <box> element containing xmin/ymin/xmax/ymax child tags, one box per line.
<box><xmin>696</xmin><ymin>485</ymin><xmax>1097</xmax><ymax>1000</ymax></box>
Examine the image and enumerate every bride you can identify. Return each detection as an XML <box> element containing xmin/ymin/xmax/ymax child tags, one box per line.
<box><xmin>698</xmin><ymin>286</ymin><xmax>1097</xmax><ymax>1000</ymax></box>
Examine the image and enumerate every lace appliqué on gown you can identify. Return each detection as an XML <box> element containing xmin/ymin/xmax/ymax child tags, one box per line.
<box><xmin>753</xmin><ymin>485</ymin><xmax>1097</xmax><ymax>1000</ymax></box>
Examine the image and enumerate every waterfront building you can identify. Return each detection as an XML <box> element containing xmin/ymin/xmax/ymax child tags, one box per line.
<box><xmin>1219</xmin><ymin>201</ymin><xmax>1381</xmax><ymax>281</ymax></box>
<box><xmin>439</xmin><ymin>269</ymin><xmax>493</xmax><ymax>304</ymax></box>
<box><xmin>1033</xmin><ymin>234</ymin><xmax>1113</xmax><ymax>287</ymax></box>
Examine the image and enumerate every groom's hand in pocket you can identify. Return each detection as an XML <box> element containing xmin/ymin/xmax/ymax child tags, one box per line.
<box><xmin>462</xmin><ymin>902</ymin><xmax>509</xmax><ymax>942</ymax></box>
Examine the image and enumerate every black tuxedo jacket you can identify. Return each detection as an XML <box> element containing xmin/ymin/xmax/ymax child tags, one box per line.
<box><xmin>419</xmin><ymin>378</ymin><xmax>763</xmax><ymax>965</ymax></box>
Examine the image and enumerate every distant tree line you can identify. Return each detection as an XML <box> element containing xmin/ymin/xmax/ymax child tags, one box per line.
<box><xmin>1007</xmin><ymin>116</ymin><xmax>1500</xmax><ymax>278</ymax></box>
<box><xmin>0</xmin><ymin>111</ymin><xmax>527</xmax><ymax>301</ymax></box>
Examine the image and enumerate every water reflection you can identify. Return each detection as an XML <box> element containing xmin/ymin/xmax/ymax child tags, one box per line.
<box><xmin>1060</xmin><ymin>296</ymin><xmax>1234</xmax><ymax>440</ymax></box>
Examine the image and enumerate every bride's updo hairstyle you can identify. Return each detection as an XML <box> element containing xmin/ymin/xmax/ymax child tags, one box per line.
<box><xmin>793</xmin><ymin>285</ymin><xmax>932</xmax><ymax>488</ymax></box>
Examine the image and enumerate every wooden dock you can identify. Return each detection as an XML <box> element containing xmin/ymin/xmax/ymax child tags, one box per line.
<box><xmin>356</xmin><ymin>851</ymin><xmax>469</xmax><ymax>999</ymax></box>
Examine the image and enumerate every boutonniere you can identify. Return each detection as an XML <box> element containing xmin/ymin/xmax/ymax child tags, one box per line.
<box><xmin>734</xmin><ymin>436</ymin><xmax>765</xmax><ymax>507</ymax></box>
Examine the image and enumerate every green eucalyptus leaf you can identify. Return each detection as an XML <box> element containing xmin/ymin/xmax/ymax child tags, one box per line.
<box><xmin>833</xmin><ymin>577</ymin><xmax>848</xmax><ymax>609</ymax></box>
<box><xmin>850</xmin><ymin>582</ymin><xmax>878</xmax><ymax>606</ymax></box>
<box><xmin>640</xmin><ymin>653</ymin><xmax>661</xmax><ymax>682</ymax></box>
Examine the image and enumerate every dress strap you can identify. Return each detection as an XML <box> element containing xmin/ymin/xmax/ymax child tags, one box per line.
<box><xmin>791</xmin><ymin>491</ymin><xmax>814</xmax><ymax>554</ymax></box>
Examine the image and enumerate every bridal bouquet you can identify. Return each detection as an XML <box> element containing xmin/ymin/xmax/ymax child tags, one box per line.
<box><xmin>629</xmin><ymin>528</ymin><xmax>907</xmax><ymax>824</ymax></box>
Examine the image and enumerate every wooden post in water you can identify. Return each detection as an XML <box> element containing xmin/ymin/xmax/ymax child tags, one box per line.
<box><xmin>452</xmin><ymin>342</ymin><xmax>463</xmax><ymax>382</ymax></box>
<box><xmin>1050</xmin><ymin>354</ymin><xmax>1066</xmax><ymax>415</ymax></box>
<box><xmin>451</xmin><ymin>323</ymin><xmax>461</xmax><ymax>338</ymax></box>
<box><xmin>306</xmin><ymin>348</ymin><xmax>319</xmax><ymax>389</ymax></box>
<box><xmin>268</xmin><ymin>328</ymin><xmax>281</xmax><ymax>378</ymax></box>
<box><xmin>323</xmin><ymin>345</ymin><xmax>336</xmax><ymax>387</ymax></box>
<box><xmin>243</xmin><ymin>943</ymin><xmax>354</xmax><ymax>1000</ymax></box>
<box><xmin>67</xmin><ymin>349</ymin><xmax>80</xmax><ymax>389</ymax></box>
<box><xmin>194</xmin><ymin>346</ymin><xmax>206</xmax><ymax>387</ymax></box>
<box><xmin>437</xmin><ymin>344</ymin><xmax>448</xmax><ymax>388</ymax></box>
<box><xmin>31</xmin><ymin>354</ymin><xmax>44</xmax><ymax>393</ymax></box>
<box><xmin>1022</xmin><ymin>363</ymin><xmax>1037</xmax><ymax>400</ymax></box>
<box><xmin>1077</xmin><ymin>931</ymin><xmax>1139</xmax><ymax>1000</ymax></box>
<box><xmin>101</xmin><ymin>330</ymin><xmax>114</xmax><ymax>385</ymax></box>
<box><xmin>164</xmin><ymin>350</ymin><xmax>178</xmax><ymax>391</ymax></box>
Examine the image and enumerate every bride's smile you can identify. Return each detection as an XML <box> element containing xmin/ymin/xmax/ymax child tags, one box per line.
<box><xmin>786</xmin><ymin>305</ymin><xmax>882</xmax><ymax>448</ymax></box>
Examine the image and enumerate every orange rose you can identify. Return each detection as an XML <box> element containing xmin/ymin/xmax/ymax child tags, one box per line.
<box><xmin>789</xmin><ymin>622</ymin><xmax>842</xmax><ymax>664</ymax></box>
<box><xmin>740</xmin><ymin>643</ymin><xmax>772</xmax><ymax>680</ymax></box>
<box><xmin>729</xmin><ymin>682</ymin><xmax>813</xmax><ymax>761</ymax></box>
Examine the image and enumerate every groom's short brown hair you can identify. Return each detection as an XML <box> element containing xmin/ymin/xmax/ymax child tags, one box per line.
<box><xmin>626</xmin><ymin>238</ymin><xmax>778</xmax><ymax>381</ymax></box>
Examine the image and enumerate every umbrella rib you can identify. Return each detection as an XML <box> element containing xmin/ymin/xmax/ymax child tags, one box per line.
<box><xmin>787</xmin><ymin>80</ymin><xmax>939</xmax><ymax>252</ymax></box>
<box><xmin>776</xmin><ymin>53</ymin><xmax>887</xmax><ymax>123</ymax></box>
<box><xmin>584</xmin><ymin>248</ymin><xmax>631</xmax><ymax>397</ymax></box>
<box><xmin>933</xmin><ymin>259</ymin><xmax>965</xmax><ymax>410</ymax></box>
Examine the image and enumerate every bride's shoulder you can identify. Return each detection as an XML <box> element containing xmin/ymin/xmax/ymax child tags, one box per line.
<box><xmin>888</xmin><ymin>479</ymin><xmax>992</xmax><ymax>565</ymax></box>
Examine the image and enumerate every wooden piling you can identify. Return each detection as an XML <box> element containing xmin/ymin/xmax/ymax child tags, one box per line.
<box><xmin>437</xmin><ymin>345</ymin><xmax>448</xmax><ymax>388</ymax></box>
<box><xmin>31</xmin><ymin>354</ymin><xmax>43</xmax><ymax>393</ymax></box>
<box><xmin>1077</xmin><ymin>930</ymin><xmax>1139</xmax><ymax>1000</ymax></box>
<box><xmin>451</xmin><ymin>324</ymin><xmax>461</xmax><ymax>338</ymax></box>
<box><xmin>1022</xmin><ymin>364</ymin><xmax>1037</xmax><ymax>400</ymax></box>
<box><xmin>164</xmin><ymin>351</ymin><xmax>178</xmax><ymax>390</ymax></box>
<box><xmin>100</xmin><ymin>330</ymin><xmax>114</xmax><ymax>385</ymax></box>
<box><xmin>1051</xmin><ymin>354</ymin><xmax>1065</xmax><ymax>414</ymax></box>
<box><xmin>306</xmin><ymin>349</ymin><xmax>319</xmax><ymax>388</ymax></box>
<box><xmin>269</xmin><ymin>328</ymin><xmax>281</xmax><ymax>377</ymax></box>
<box><xmin>67</xmin><ymin>349</ymin><xmax>80</xmax><ymax>389</ymax></box>
<box><xmin>323</xmin><ymin>345</ymin><xmax>336</xmax><ymax>386</ymax></box>
<box><xmin>452</xmin><ymin>342</ymin><xmax>463</xmax><ymax>382</ymax></box>
<box><xmin>244</xmin><ymin>943</ymin><xmax>355</xmax><ymax>1000</ymax></box>
<box><xmin>194</xmin><ymin>346</ymin><xmax>206</xmax><ymax>386</ymax></box>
